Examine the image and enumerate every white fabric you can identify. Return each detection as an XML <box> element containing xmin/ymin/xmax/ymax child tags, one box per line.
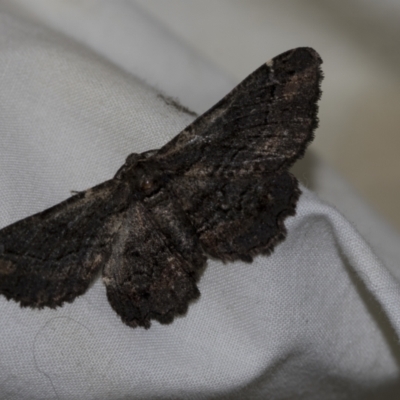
<box><xmin>0</xmin><ymin>3</ymin><xmax>400</xmax><ymax>399</ymax></box>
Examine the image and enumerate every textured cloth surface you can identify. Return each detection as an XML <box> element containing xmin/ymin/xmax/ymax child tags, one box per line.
<box><xmin>0</xmin><ymin>2</ymin><xmax>400</xmax><ymax>399</ymax></box>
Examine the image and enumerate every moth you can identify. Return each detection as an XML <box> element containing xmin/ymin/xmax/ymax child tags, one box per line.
<box><xmin>0</xmin><ymin>47</ymin><xmax>322</xmax><ymax>328</ymax></box>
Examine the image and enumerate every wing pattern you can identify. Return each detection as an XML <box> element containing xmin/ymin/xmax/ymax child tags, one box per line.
<box><xmin>156</xmin><ymin>47</ymin><xmax>322</xmax><ymax>178</ymax></box>
<box><xmin>167</xmin><ymin>172</ymin><xmax>300</xmax><ymax>262</ymax></box>
<box><xmin>103</xmin><ymin>189</ymin><xmax>205</xmax><ymax>328</ymax></box>
<box><xmin>0</xmin><ymin>180</ymin><xmax>128</xmax><ymax>307</ymax></box>
<box><xmin>0</xmin><ymin>48</ymin><xmax>322</xmax><ymax>328</ymax></box>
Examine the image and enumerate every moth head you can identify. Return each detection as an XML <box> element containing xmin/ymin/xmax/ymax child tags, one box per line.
<box><xmin>114</xmin><ymin>150</ymin><xmax>160</xmax><ymax>182</ymax></box>
<box><xmin>123</xmin><ymin>159</ymin><xmax>164</xmax><ymax>198</ymax></box>
<box><xmin>114</xmin><ymin>153</ymin><xmax>141</xmax><ymax>180</ymax></box>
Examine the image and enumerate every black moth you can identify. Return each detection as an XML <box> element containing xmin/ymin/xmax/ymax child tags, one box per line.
<box><xmin>0</xmin><ymin>48</ymin><xmax>322</xmax><ymax>328</ymax></box>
